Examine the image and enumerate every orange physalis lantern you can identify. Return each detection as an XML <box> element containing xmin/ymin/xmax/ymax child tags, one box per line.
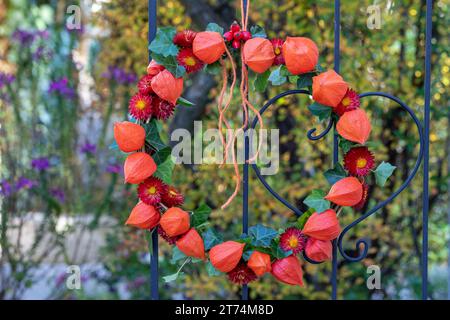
<box><xmin>192</xmin><ymin>31</ymin><xmax>226</xmax><ymax>64</ymax></box>
<box><xmin>271</xmin><ymin>256</ymin><xmax>304</xmax><ymax>286</ymax></box>
<box><xmin>159</xmin><ymin>207</ymin><xmax>190</xmax><ymax>237</ymax></box>
<box><xmin>325</xmin><ymin>176</ymin><xmax>363</xmax><ymax>207</ymax></box>
<box><xmin>305</xmin><ymin>238</ymin><xmax>332</xmax><ymax>262</ymax></box>
<box><xmin>302</xmin><ymin>209</ymin><xmax>341</xmax><ymax>241</ymax></box>
<box><xmin>243</xmin><ymin>38</ymin><xmax>275</xmax><ymax>73</ymax></box>
<box><xmin>312</xmin><ymin>70</ymin><xmax>349</xmax><ymax>107</ymax></box>
<box><xmin>151</xmin><ymin>69</ymin><xmax>183</xmax><ymax>105</ymax></box>
<box><xmin>113</xmin><ymin>121</ymin><xmax>146</xmax><ymax>153</ymax></box>
<box><xmin>247</xmin><ymin>251</ymin><xmax>271</xmax><ymax>276</ymax></box>
<box><xmin>336</xmin><ymin>109</ymin><xmax>372</xmax><ymax>144</ymax></box>
<box><xmin>209</xmin><ymin>241</ymin><xmax>245</xmax><ymax>273</ymax></box>
<box><xmin>147</xmin><ymin>60</ymin><xmax>165</xmax><ymax>76</ymax></box>
<box><xmin>124</xmin><ymin>152</ymin><xmax>157</xmax><ymax>184</ymax></box>
<box><xmin>176</xmin><ymin>228</ymin><xmax>205</xmax><ymax>260</ymax></box>
<box><xmin>282</xmin><ymin>37</ymin><xmax>319</xmax><ymax>75</ymax></box>
<box><xmin>125</xmin><ymin>202</ymin><xmax>160</xmax><ymax>230</ymax></box>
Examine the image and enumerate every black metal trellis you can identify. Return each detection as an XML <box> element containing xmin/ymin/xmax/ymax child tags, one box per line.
<box><xmin>148</xmin><ymin>0</ymin><xmax>433</xmax><ymax>300</ymax></box>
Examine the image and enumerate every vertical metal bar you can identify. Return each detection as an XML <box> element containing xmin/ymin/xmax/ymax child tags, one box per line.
<box><xmin>148</xmin><ymin>0</ymin><xmax>159</xmax><ymax>300</ymax></box>
<box><xmin>331</xmin><ymin>0</ymin><xmax>340</xmax><ymax>301</ymax></box>
<box><xmin>422</xmin><ymin>0</ymin><xmax>432</xmax><ymax>301</ymax></box>
<box><xmin>242</xmin><ymin>0</ymin><xmax>249</xmax><ymax>301</ymax></box>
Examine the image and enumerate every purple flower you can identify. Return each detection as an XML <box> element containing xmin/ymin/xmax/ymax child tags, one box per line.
<box><xmin>0</xmin><ymin>180</ymin><xmax>12</xmax><ymax>197</ymax></box>
<box><xmin>50</xmin><ymin>188</ymin><xmax>65</xmax><ymax>203</ymax></box>
<box><xmin>80</xmin><ymin>141</ymin><xmax>96</xmax><ymax>154</ymax></box>
<box><xmin>31</xmin><ymin>157</ymin><xmax>50</xmax><ymax>171</ymax></box>
<box><xmin>0</xmin><ymin>72</ymin><xmax>15</xmax><ymax>90</ymax></box>
<box><xmin>48</xmin><ymin>77</ymin><xmax>76</xmax><ymax>99</ymax></box>
<box><xmin>11</xmin><ymin>28</ymin><xmax>48</xmax><ymax>46</ymax></box>
<box><xmin>32</xmin><ymin>46</ymin><xmax>52</xmax><ymax>61</ymax></box>
<box><xmin>106</xmin><ymin>164</ymin><xmax>122</xmax><ymax>174</ymax></box>
<box><xmin>102</xmin><ymin>66</ymin><xmax>137</xmax><ymax>85</ymax></box>
<box><xmin>15</xmin><ymin>177</ymin><xmax>37</xmax><ymax>191</ymax></box>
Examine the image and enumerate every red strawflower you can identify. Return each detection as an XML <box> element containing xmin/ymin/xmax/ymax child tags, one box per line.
<box><xmin>137</xmin><ymin>177</ymin><xmax>167</xmax><ymax>206</ymax></box>
<box><xmin>343</xmin><ymin>146</ymin><xmax>375</xmax><ymax>176</ymax></box>
<box><xmin>157</xmin><ymin>225</ymin><xmax>181</xmax><ymax>245</ymax></box>
<box><xmin>271</xmin><ymin>38</ymin><xmax>285</xmax><ymax>65</ymax></box>
<box><xmin>173</xmin><ymin>30</ymin><xmax>197</xmax><ymax>48</ymax></box>
<box><xmin>161</xmin><ymin>186</ymin><xmax>184</xmax><ymax>207</ymax></box>
<box><xmin>151</xmin><ymin>96</ymin><xmax>175</xmax><ymax>120</ymax></box>
<box><xmin>137</xmin><ymin>74</ymin><xmax>154</xmax><ymax>95</ymax></box>
<box><xmin>353</xmin><ymin>182</ymin><xmax>369</xmax><ymax>210</ymax></box>
<box><xmin>176</xmin><ymin>48</ymin><xmax>204</xmax><ymax>74</ymax></box>
<box><xmin>279</xmin><ymin>227</ymin><xmax>306</xmax><ymax>255</ymax></box>
<box><xmin>129</xmin><ymin>93</ymin><xmax>153</xmax><ymax>121</ymax></box>
<box><xmin>227</xmin><ymin>262</ymin><xmax>257</xmax><ymax>285</ymax></box>
<box><xmin>334</xmin><ymin>89</ymin><xmax>360</xmax><ymax>116</ymax></box>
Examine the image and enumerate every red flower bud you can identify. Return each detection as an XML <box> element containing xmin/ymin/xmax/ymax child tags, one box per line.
<box><xmin>124</xmin><ymin>152</ymin><xmax>157</xmax><ymax>184</ymax></box>
<box><xmin>209</xmin><ymin>241</ymin><xmax>245</xmax><ymax>273</ymax></box>
<box><xmin>305</xmin><ymin>238</ymin><xmax>332</xmax><ymax>262</ymax></box>
<box><xmin>176</xmin><ymin>228</ymin><xmax>205</xmax><ymax>260</ymax></box>
<box><xmin>247</xmin><ymin>251</ymin><xmax>271</xmax><ymax>276</ymax></box>
<box><xmin>230</xmin><ymin>22</ymin><xmax>241</xmax><ymax>33</ymax></box>
<box><xmin>126</xmin><ymin>202</ymin><xmax>160</xmax><ymax>230</ymax></box>
<box><xmin>223</xmin><ymin>31</ymin><xmax>233</xmax><ymax>42</ymax></box>
<box><xmin>302</xmin><ymin>209</ymin><xmax>341</xmax><ymax>241</ymax></box>
<box><xmin>271</xmin><ymin>256</ymin><xmax>304</xmax><ymax>286</ymax></box>
<box><xmin>159</xmin><ymin>207</ymin><xmax>190</xmax><ymax>237</ymax></box>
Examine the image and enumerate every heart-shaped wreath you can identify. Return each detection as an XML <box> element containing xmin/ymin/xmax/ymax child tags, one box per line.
<box><xmin>111</xmin><ymin>3</ymin><xmax>396</xmax><ymax>287</ymax></box>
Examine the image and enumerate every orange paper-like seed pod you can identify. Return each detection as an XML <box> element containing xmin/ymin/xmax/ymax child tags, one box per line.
<box><xmin>324</xmin><ymin>176</ymin><xmax>363</xmax><ymax>207</ymax></box>
<box><xmin>159</xmin><ymin>207</ymin><xmax>190</xmax><ymax>237</ymax></box>
<box><xmin>147</xmin><ymin>60</ymin><xmax>165</xmax><ymax>76</ymax></box>
<box><xmin>124</xmin><ymin>152</ymin><xmax>157</xmax><ymax>184</ymax></box>
<box><xmin>305</xmin><ymin>238</ymin><xmax>332</xmax><ymax>262</ymax></box>
<box><xmin>126</xmin><ymin>202</ymin><xmax>160</xmax><ymax>230</ymax></box>
<box><xmin>282</xmin><ymin>37</ymin><xmax>318</xmax><ymax>75</ymax></box>
<box><xmin>271</xmin><ymin>256</ymin><xmax>304</xmax><ymax>286</ymax></box>
<box><xmin>302</xmin><ymin>209</ymin><xmax>341</xmax><ymax>241</ymax></box>
<box><xmin>209</xmin><ymin>241</ymin><xmax>245</xmax><ymax>273</ymax></box>
<box><xmin>192</xmin><ymin>31</ymin><xmax>226</xmax><ymax>64</ymax></box>
<box><xmin>312</xmin><ymin>70</ymin><xmax>349</xmax><ymax>107</ymax></box>
<box><xmin>336</xmin><ymin>109</ymin><xmax>372</xmax><ymax>144</ymax></box>
<box><xmin>113</xmin><ymin>121</ymin><xmax>146</xmax><ymax>153</ymax></box>
<box><xmin>176</xmin><ymin>228</ymin><xmax>205</xmax><ymax>260</ymax></box>
<box><xmin>243</xmin><ymin>38</ymin><xmax>275</xmax><ymax>73</ymax></box>
<box><xmin>247</xmin><ymin>251</ymin><xmax>272</xmax><ymax>276</ymax></box>
<box><xmin>151</xmin><ymin>69</ymin><xmax>183</xmax><ymax>105</ymax></box>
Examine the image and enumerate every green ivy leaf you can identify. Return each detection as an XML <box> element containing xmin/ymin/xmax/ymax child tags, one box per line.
<box><xmin>242</xmin><ymin>250</ymin><xmax>254</xmax><ymax>261</ymax></box>
<box><xmin>177</xmin><ymin>97</ymin><xmax>195</xmax><ymax>107</ymax></box>
<box><xmin>206</xmin><ymin>22</ymin><xmax>224</xmax><ymax>35</ymax></box>
<box><xmin>162</xmin><ymin>271</ymin><xmax>184</xmax><ymax>283</ymax></box>
<box><xmin>149</xmin><ymin>27</ymin><xmax>178</xmax><ymax>57</ymax></box>
<box><xmin>248</xmin><ymin>224</ymin><xmax>278</xmax><ymax>247</ymax></box>
<box><xmin>143</xmin><ymin>119</ymin><xmax>166</xmax><ymax>151</ymax></box>
<box><xmin>297</xmin><ymin>73</ymin><xmax>314</xmax><ymax>89</ymax></box>
<box><xmin>152</xmin><ymin>146</ymin><xmax>171</xmax><ymax>165</ymax></box>
<box><xmin>154</xmin><ymin>156</ymin><xmax>175</xmax><ymax>184</ymax></box>
<box><xmin>151</xmin><ymin>53</ymin><xmax>186</xmax><ymax>78</ymax></box>
<box><xmin>324</xmin><ymin>163</ymin><xmax>347</xmax><ymax>185</ymax></box>
<box><xmin>308</xmin><ymin>102</ymin><xmax>332</xmax><ymax>121</ymax></box>
<box><xmin>303</xmin><ymin>189</ymin><xmax>330</xmax><ymax>213</ymax></box>
<box><xmin>206</xmin><ymin>261</ymin><xmax>222</xmax><ymax>276</ymax></box>
<box><xmin>253</xmin><ymin>70</ymin><xmax>270</xmax><ymax>92</ymax></box>
<box><xmin>203</xmin><ymin>228</ymin><xmax>223</xmax><ymax>250</ymax></box>
<box><xmin>170</xmin><ymin>247</ymin><xmax>187</xmax><ymax>264</ymax></box>
<box><xmin>268</xmin><ymin>66</ymin><xmax>287</xmax><ymax>86</ymax></box>
<box><xmin>250</xmin><ymin>25</ymin><xmax>267</xmax><ymax>38</ymax></box>
<box><xmin>191</xmin><ymin>203</ymin><xmax>212</xmax><ymax>228</ymax></box>
<box><xmin>374</xmin><ymin>161</ymin><xmax>397</xmax><ymax>187</ymax></box>
<box><xmin>271</xmin><ymin>241</ymin><xmax>292</xmax><ymax>259</ymax></box>
<box><xmin>296</xmin><ymin>208</ymin><xmax>315</xmax><ymax>229</ymax></box>
<box><xmin>339</xmin><ymin>138</ymin><xmax>356</xmax><ymax>154</ymax></box>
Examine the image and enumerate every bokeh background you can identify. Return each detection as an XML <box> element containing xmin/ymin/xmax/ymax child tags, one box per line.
<box><xmin>0</xmin><ymin>0</ymin><xmax>448</xmax><ymax>300</ymax></box>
